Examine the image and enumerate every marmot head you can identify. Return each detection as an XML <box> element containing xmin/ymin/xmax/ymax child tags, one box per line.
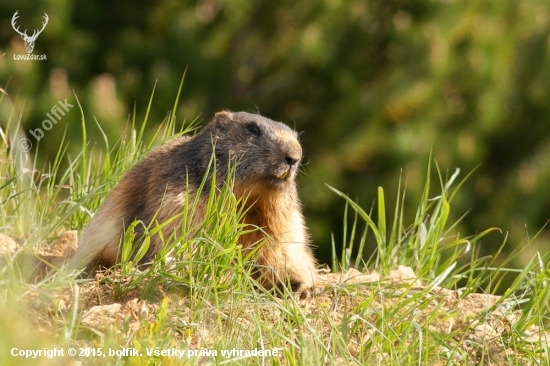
<box><xmin>208</xmin><ymin>111</ymin><xmax>302</xmax><ymax>193</ymax></box>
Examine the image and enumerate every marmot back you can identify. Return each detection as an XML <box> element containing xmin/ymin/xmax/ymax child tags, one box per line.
<box><xmin>70</xmin><ymin>111</ymin><xmax>317</xmax><ymax>292</ymax></box>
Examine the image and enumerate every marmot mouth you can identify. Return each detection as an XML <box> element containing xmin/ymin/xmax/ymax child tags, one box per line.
<box><xmin>273</xmin><ymin>165</ymin><xmax>296</xmax><ymax>181</ymax></box>
<box><xmin>274</xmin><ymin>169</ymin><xmax>290</xmax><ymax>180</ymax></box>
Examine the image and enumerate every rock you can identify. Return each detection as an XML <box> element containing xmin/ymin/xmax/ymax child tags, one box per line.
<box><xmin>386</xmin><ymin>265</ymin><xmax>422</xmax><ymax>286</ymax></box>
<box><xmin>81</xmin><ymin>303</ymin><xmax>122</xmax><ymax>327</ymax></box>
<box><xmin>49</xmin><ymin>230</ymin><xmax>78</xmax><ymax>258</ymax></box>
<box><xmin>0</xmin><ymin>233</ymin><xmax>17</xmax><ymax>255</ymax></box>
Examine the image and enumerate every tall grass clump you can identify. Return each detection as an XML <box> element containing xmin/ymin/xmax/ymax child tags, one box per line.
<box><xmin>329</xmin><ymin>161</ymin><xmax>504</xmax><ymax>290</ymax></box>
<box><xmin>327</xmin><ymin>160</ymin><xmax>550</xmax><ymax>364</ymax></box>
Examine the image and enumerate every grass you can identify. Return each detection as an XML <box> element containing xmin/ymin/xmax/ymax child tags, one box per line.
<box><xmin>0</xmin><ymin>82</ymin><xmax>549</xmax><ymax>365</ymax></box>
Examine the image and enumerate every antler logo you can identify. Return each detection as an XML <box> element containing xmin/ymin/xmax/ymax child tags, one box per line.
<box><xmin>11</xmin><ymin>11</ymin><xmax>49</xmax><ymax>54</ymax></box>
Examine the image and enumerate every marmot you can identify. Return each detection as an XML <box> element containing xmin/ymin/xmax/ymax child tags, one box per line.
<box><xmin>69</xmin><ymin>111</ymin><xmax>317</xmax><ymax>292</ymax></box>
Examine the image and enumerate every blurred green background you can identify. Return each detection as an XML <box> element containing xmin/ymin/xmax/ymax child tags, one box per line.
<box><xmin>1</xmin><ymin>0</ymin><xmax>550</xmax><ymax>269</ymax></box>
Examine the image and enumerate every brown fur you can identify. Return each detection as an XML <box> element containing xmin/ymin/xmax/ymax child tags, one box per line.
<box><xmin>69</xmin><ymin>111</ymin><xmax>317</xmax><ymax>292</ymax></box>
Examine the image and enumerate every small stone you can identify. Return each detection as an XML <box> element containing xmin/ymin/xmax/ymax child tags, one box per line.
<box><xmin>0</xmin><ymin>233</ymin><xmax>17</xmax><ymax>255</ymax></box>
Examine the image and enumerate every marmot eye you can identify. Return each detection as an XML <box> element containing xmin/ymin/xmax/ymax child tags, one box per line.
<box><xmin>247</xmin><ymin>123</ymin><xmax>261</xmax><ymax>136</ymax></box>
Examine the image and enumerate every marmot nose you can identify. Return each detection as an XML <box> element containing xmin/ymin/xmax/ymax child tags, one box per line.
<box><xmin>282</xmin><ymin>139</ymin><xmax>302</xmax><ymax>165</ymax></box>
<box><xmin>285</xmin><ymin>156</ymin><xmax>300</xmax><ymax>167</ymax></box>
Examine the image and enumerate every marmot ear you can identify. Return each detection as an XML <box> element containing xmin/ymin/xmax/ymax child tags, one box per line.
<box><xmin>214</xmin><ymin>111</ymin><xmax>233</xmax><ymax>132</ymax></box>
<box><xmin>215</xmin><ymin>111</ymin><xmax>233</xmax><ymax>120</ymax></box>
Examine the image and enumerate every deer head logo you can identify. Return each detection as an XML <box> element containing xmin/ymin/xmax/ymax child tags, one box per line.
<box><xmin>11</xmin><ymin>11</ymin><xmax>49</xmax><ymax>54</ymax></box>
